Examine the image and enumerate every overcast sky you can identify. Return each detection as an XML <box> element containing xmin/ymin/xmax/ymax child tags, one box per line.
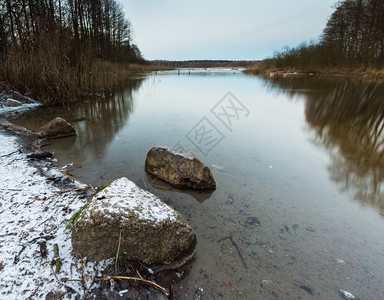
<box><xmin>121</xmin><ymin>0</ymin><xmax>336</xmax><ymax>61</ymax></box>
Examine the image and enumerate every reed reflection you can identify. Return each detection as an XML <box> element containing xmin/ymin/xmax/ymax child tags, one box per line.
<box><xmin>264</xmin><ymin>76</ymin><xmax>384</xmax><ymax>212</ymax></box>
<box><xmin>13</xmin><ymin>76</ymin><xmax>145</xmax><ymax>163</ymax></box>
<box><xmin>73</xmin><ymin>77</ymin><xmax>144</xmax><ymax>158</ymax></box>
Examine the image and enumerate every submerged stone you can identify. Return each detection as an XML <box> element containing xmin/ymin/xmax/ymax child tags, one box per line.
<box><xmin>145</xmin><ymin>146</ymin><xmax>216</xmax><ymax>190</ymax></box>
<box><xmin>37</xmin><ymin>117</ymin><xmax>76</xmax><ymax>139</ymax></box>
<box><xmin>71</xmin><ymin>177</ymin><xmax>196</xmax><ymax>266</ymax></box>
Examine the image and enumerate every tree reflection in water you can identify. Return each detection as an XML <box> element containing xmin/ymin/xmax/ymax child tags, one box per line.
<box><xmin>12</xmin><ymin>76</ymin><xmax>145</xmax><ymax>167</ymax></box>
<box><xmin>73</xmin><ymin>77</ymin><xmax>145</xmax><ymax>158</ymax></box>
<box><xmin>263</xmin><ymin>75</ymin><xmax>384</xmax><ymax>212</ymax></box>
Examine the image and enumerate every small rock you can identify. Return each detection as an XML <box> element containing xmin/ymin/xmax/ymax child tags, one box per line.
<box><xmin>45</xmin><ymin>291</ymin><xmax>65</xmax><ymax>300</ymax></box>
<box><xmin>38</xmin><ymin>117</ymin><xmax>76</xmax><ymax>139</ymax></box>
<box><xmin>333</xmin><ymin>258</ymin><xmax>345</xmax><ymax>264</ymax></box>
<box><xmin>261</xmin><ymin>280</ymin><xmax>272</xmax><ymax>287</ymax></box>
<box><xmin>339</xmin><ymin>289</ymin><xmax>356</xmax><ymax>299</ymax></box>
<box><xmin>39</xmin><ymin>241</ymin><xmax>47</xmax><ymax>258</ymax></box>
<box><xmin>194</xmin><ymin>287</ymin><xmax>204</xmax><ymax>300</ymax></box>
<box><xmin>245</xmin><ymin>216</ymin><xmax>261</xmax><ymax>226</ymax></box>
<box><xmin>305</xmin><ymin>226</ymin><xmax>316</xmax><ymax>232</ymax></box>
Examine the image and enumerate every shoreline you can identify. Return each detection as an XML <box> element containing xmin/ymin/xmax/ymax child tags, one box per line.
<box><xmin>0</xmin><ymin>129</ymin><xmax>99</xmax><ymax>298</ymax></box>
<box><xmin>0</xmin><ymin>97</ymin><xmax>186</xmax><ymax>298</ymax></box>
<box><xmin>243</xmin><ymin>65</ymin><xmax>384</xmax><ymax>80</ymax></box>
<box><xmin>0</xmin><ymin>124</ymin><xmax>172</xmax><ymax>299</ymax></box>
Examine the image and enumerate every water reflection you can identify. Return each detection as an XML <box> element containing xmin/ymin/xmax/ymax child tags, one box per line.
<box><xmin>143</xmin><ymin>173</ymin><xmax>215</xmax><ymax>203</ymax></box>
<box><xmin>263</xmin><ymin>76</ymin><xmax>384</xmax><ymax>212</ymax></box>
<box><xmin>13</xmin><ymin>76</ymin><xmax>144</xmax><ymax>163</ymax></box>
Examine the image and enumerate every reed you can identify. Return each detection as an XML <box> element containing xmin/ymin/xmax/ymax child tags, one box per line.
<box><xmin>244</xmin><ymin>60</ymin><xmax>384</xmax><ymax>79</ymax></box>
<box><xmin>0</xmin><ymin>48</ymin><xmax>154</xmax><ymax>106</ymax></box>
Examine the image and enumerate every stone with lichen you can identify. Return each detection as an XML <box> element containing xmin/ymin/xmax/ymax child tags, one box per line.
<box><xmin>145</xmin><ymin>146</ymin><xmax>216</xmax><ymax>190</ymax></box>
<box><xmin>37</xmin><ymin>117</ymin><xmax>76</xmax><ymax>139</ymax></box>
<box><xmin>71</xmin><ymin>177</ymin><xmax>196</xmax><ymax>266</ymax></box>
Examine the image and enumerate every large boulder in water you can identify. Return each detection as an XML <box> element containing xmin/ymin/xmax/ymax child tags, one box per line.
<box><xmin>37</xmin><ymin>117</ymin><xmax>76</xmax><ymax>139</ymax></box>
<box><xmin>145</xmin><ymin>146</ymin><xmax>216</xmax><ymax>190</ymax></box>
<box><xmin>71</xmin><ymin>177</ymin><xmax>197</xmax><ymax>266</ymax></box>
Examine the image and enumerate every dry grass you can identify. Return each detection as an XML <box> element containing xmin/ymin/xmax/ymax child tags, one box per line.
<box><xmin>244</xmin><ymin>61</ymin><xmax>384</xmax><ymax>79</ymax></box>
<box><xmin>0</xmin><ymin>43</ymin><xmax>162</xmax><ymax>106</ymax></box>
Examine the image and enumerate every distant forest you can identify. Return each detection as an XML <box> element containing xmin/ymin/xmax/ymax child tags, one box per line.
<box><xmin>151</xmin><ymin>60</ymin><xmax>257</xmax><ymax>68</ymax></box>
<box><xmin>261</xmin><ymin>0</ymin><xmax>384</xmax><ymax>73</ymax></box>
<box><xmin>0</xmin><ymin>0</ymin><xmax>145</xmax><ymax>104</ymax></box>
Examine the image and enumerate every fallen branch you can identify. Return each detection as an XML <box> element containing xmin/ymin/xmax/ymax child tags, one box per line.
<box><xmin>218</xmin><ymin>235</ymin><xmax>247</xmax><ymax>269</ymax></box>
<box><xmin>136</xmin><ymin>270</ymin><xmax>143</xmax><ymax>280</ymax></box>
<box><xmin>229</xmin><ymin>235</ymin><xmax>247</xmax><ymax>269</ymax></box>
<box><xmin>115</xmin><ymin>230</ymin><xmax>122</xmax><ymax>275</ymax></box>
<box><xmin>97</xmin><ymin>275</ymin><xmax>168</xmax><ymax>295</ymax></box>
<box><xmin>50</xmin><ymin>264</ymin><xmax>60</xmax><ymax>283</ymax></box>
<box><xmin>53</xmin><ymin>188</ymin><xmax>88</xmax><ymax>194</ymax></box>
<box><xmin>26</xmin><ymin>152</ymin><xmax>53</xmax><ymax>160</ymax></box>
<box><xmin>0</xmin><ymin>232</ymin><xmax>17</xmax><ymax>238</ymax></box>
<box><xmin>58</xmin><ymin>171</ymin><xmax>95</xmax><ymax>192</ymax></box>
<box><xmin>0</xmin><ymin>150</ymin><xmax>20</xmax><ymax>157</ymax></box>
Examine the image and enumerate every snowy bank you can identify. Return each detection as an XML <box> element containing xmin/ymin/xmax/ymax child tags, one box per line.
<box><xmin>0</xmin><ymin>90</ymin><xmax>40</xmax><ymax>117</ymax></box>
<box><xmin>0</xmin><ymin>132</ymin><xmax>110</xmax><ymax>299</ymax></box>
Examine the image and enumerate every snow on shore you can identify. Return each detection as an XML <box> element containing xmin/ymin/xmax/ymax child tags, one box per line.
<box><xmin>0</xmin><ymin>132</ymin><xmax>109</xmax><ymax>299</ymax></box>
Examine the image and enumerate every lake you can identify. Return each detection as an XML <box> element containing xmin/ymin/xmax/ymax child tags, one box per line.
<box><xmin>13</xmin><ymin>69</ymin><xmax>384</xmax><ymax>299</ymax></box>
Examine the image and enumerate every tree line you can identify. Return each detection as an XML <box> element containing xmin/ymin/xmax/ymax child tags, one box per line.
<box><xmin>262</xmin><ymin>0</ymin><xmax>384</xmax><ymax>72</ymax></box>
<box><xmin>0</xmin><ymin>0</ymin><xmax>145</xmax><ymax>104</ymax></box>
<box><xmin>152</xmin><ymin>60</ymin><xmax>257</xmax><ymax>68</ymax></box>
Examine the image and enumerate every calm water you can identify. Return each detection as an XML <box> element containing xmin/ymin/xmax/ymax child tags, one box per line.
<box><xmin>13</xmin><ymin>70</ymin><xmax>384</xmax><ymax>299</ymax></box>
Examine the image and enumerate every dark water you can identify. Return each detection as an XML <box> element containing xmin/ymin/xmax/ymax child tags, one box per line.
<box><xmin>13</xmin><ymin>70</ymin><xmax>384</xmax><ymax>299</ymax></box>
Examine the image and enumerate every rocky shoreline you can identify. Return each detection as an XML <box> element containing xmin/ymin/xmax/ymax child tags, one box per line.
<box><xmin>0</xmin><ymin>94</ymin><xmax>211</xmax><ymax>299</ymax></box>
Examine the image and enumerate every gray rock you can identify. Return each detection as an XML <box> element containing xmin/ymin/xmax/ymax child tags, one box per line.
<box><xmin>37</xmin><ymin>117</ymin><xmax>76</xmax><ymax>139</ymax></box>
<box><xmin>145</xmin><ymin>146</ymin><xmax>216</xmax><ymax>190</ymax></box>
<box><xmin>71</xmin><ymin>177</ymin><xmax>197</xmax><ymax>266</ymax></box>
<box><xmin>7</xmin><ymin>98</ymin><xmax>22</xmax><ymax>107</ymax></box>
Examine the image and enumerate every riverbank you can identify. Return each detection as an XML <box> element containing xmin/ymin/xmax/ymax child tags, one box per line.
<box><xmin>0</xmin><ymin>87</ymin><xmax>190</xmax><ymax>298</ymax></box>
<box><xmin>0</xmin><ymin>125</ymin><xmax>173</xmax><ymax>299</ymax></box>
<box><xmin>0</xmin><ymin>90</ymin><xmax>152</xmax><ymax>298</ymax></box>
<box><xmin>0</xmin><ymin>61</ymin><xmax>173</xmax><ymax>107</ymax></box>
<box><xmin>0</xmin><ymin>130</ymin><xmax>103</xmax><ymax>298</ymax></box>
<box><xmin>243</xmin><ymin>62</ymin><xmax>384</xmax><ymax>80</ymax></box>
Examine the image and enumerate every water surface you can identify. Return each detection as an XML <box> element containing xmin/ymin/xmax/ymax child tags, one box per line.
<box><xmin>13</xmin><ymin>70</ymin><xmax>384</xmax><ymax>299</ymax></box>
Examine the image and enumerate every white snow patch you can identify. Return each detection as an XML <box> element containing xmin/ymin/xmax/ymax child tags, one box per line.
<box><xmin>0</xmin><ymin>103</ymin><xmax>40</xmax><ymax>115</ymax></box>
<box><xmin>159</xmin><ymin>146</ymin><xmax>197</xmax><ymax>160</ymax></box>
<box><xmin>0</xmin><ymin>132</ymin><xmax>108</xmax><ymax>299</ymax></box>
<box><xmin>82</xmin><ymin>177</ymin><xmax>177</xmax><ymax>223</ymax></box>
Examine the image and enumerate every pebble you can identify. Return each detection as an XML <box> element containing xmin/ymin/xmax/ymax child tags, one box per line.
<box><xmin>339</xmin><ymin>289</ymin><xmax>356</xmax><ymax>299</ymax></box>
<box><xmin>261</xmin><ymin>280</ymin><xmax>272</xmax><ymax>287</ymax></box>
<box><xmin>305</xmin><ymin>226</ymin><xmax>316</xmax><ymax>232</ymax></box>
